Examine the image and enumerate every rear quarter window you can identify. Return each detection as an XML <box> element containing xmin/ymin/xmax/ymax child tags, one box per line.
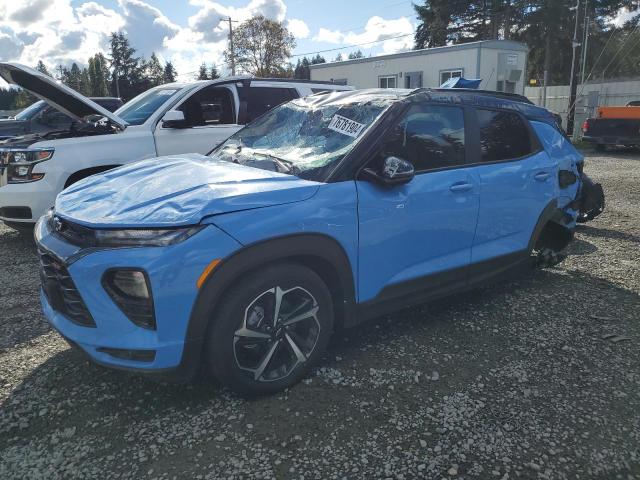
<box><xmin>239</xmin><ymin>87</ymin><xmax>299</xmax><ymax>123</ymax></box>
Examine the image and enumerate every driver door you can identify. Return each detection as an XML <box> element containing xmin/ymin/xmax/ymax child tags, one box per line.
<box><xmin>154</xmin><ymin>85</ymin><xmax>240</xmax><ymax>156</ymax></box>
<box><xmin>356</xmin><ymin>103</ymin><xmax>480</xmax><ymax>303</ymax></box>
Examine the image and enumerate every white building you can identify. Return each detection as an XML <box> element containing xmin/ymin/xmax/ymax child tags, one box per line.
<box><xmin>310</xmin><ymin>40</ymin><xmax>529</xmax><ymax>94</ymax></box>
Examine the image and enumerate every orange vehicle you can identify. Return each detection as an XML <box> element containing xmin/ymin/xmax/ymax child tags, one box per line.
<box><xmin>582</xmin><ymin>101</ymin><xmax>640</xmax><ymax>151</ymax></box>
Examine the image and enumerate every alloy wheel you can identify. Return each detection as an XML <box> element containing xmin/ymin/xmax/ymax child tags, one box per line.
<box><xmin>233</xmin><ymin>286</ymin><xmax>321</xmax><ymax>382</ymax></box>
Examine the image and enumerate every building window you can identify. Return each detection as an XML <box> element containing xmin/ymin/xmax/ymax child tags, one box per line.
<box><xmin>440</xmin><ymin>69</ymin><xmax>463</xmax><ymax>85</ymax></box>
<box><xmin>379</xmin><ymin>75</ymin><xmax>397</xmax><ymax>89</ymax></box>
<box><xmin>331</xmin><ymin>78</ymin><xmax>348</xmax><ymax>85</ymax></box>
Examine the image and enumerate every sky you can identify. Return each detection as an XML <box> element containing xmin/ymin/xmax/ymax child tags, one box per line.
<box><xmin>1</xmin><ymin>0</ymin><xmax>637</xmax><ymax>88</ymax></box>
<box><xmin>0</xmin><ymin>0</ymin><xmax>419</xmax><ymax>85</ymax></box>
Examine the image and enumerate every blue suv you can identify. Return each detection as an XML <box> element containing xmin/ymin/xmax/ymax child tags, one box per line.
<box><xmin>35</xmin><ymin>89</ymin><xmax>583</xmax><ymax>395</ymax></box>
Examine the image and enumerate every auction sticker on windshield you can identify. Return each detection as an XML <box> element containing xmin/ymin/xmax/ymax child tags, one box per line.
<box><xmin>328</xmin><ymin>114</ymin><xmax>366</xmax><ymax>138</ymax></box>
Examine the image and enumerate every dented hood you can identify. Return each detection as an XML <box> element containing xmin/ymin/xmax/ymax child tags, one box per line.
<box><xmin>0</xmin><ymin>63</ymin><xmax>127</xmax><ymax>129</ymax></box>
<box><xmin>55</xmin><ymin>154</ymin><xmax>321</xmax><ymax>228</ymax></box>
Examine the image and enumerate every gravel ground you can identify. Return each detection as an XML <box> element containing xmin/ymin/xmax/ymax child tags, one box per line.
<box><xmin>1</xmin><ymin>151</ymin><xmax>639</xmax><ymax>479</ymax></box>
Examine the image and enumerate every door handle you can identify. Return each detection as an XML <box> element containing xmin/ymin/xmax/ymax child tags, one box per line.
<box><xmin>449</xmin><ymin>182</ymin><xmax>473</xmax><ymax>193</ymax></box>
<box><xmin>534</xmin><ymin>172</ymin><xmax>550</xmax><ymax>181</ymax></box>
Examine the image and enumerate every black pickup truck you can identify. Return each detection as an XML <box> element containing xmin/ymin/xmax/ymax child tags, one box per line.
<box><xmin>581</xmin><ymin>101</ymin><xmax>640</xmax><ymax>151</ymax></box>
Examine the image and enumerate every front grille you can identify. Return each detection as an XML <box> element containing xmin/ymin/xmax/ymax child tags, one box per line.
<box><xmin>38</xmin><ymin>250</ymin><xmax>95</xmax><ymax>327</ymax></box>
<box><xmin>49</xmin><ymin>215</ymin><xmax>96</xmax><ymax>246</ymax></box>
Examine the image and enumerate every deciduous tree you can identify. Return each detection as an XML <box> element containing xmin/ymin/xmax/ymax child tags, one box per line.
<box><xmin>226</xmin><ymin>15</ymin><xmax>296</xmax><ymax>77</ymax></box>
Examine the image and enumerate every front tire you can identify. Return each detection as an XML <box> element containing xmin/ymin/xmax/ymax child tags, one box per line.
<box><xmin>205</xmin><ymin>263</ymin><xmax>334</xmax><ymax>396</ymax></box>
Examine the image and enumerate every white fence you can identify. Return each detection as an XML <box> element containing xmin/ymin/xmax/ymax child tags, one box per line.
<box><xmin>525</xmin><ymin>78</ymin><xmax>640</xmax><ymax>137</ymax></box>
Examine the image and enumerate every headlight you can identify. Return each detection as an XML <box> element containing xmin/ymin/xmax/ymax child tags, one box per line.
<box><xmin>93</xmin><ymin>226</ymin><xmax>204</xmax><ymax>247</ymax></box>
<box><xmin>49</xmin><ymin>213</ymin><xmax>205</xmax><ymax>247</ymax></box>
<box><xmin>0</xmin><ymin>148</ymin><xmax>54</xmax><ymax>183</ymax></box>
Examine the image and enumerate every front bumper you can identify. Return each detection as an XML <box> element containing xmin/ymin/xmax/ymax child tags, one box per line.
<box><xmin>0</xmin><ymin>172</ymin><xmax>60</xmax><ymax>224</ymax></box>
<box><xmin>35</xmin><ymin>214</ymin><xmax>242</xmax><ymax>379</ymax></box>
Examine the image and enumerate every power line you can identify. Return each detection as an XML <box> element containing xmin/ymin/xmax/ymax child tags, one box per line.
<box><xmin>290</xmin><ymin>31</ymin><xmax>415</xmax><ymax>59</ymax></box>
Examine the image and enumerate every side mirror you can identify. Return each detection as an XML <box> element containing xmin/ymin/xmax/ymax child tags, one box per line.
<box><xmin>161</xmin><ymin>110</ymin><xmax>186</xmax><ymax>129</ymax></box>
<box><xmin>362</xmin><ymin>156</ymin><xmax>415</xmax><ymax>186</ymax></box>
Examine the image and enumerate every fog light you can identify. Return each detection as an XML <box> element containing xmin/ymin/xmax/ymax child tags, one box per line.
<box><xmin>102</xmin><ymin>269</ymin><xmax>156</xmax><ymax>329</ymax></box>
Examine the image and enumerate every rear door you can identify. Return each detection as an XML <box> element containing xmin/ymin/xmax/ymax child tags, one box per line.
<box><xmin>154</xmin><ymin>84</ymin><xmax>240</xmax><ymax>156</ymax></box>
<box><xmin>470</xmin><ymin>108</ymin><xmax>556</xmax><ymax>265</ymax></box>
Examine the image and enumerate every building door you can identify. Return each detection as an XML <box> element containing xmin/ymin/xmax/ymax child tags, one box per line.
<box><xmin>404</xmin><ymin>72</ymin><xmax>423</xmax><ymax>88</ymax></box>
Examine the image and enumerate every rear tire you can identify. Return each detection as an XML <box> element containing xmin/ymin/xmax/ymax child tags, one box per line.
<box><xmin>4</xmin><ymin>221</ymin><xmax>35</xmax><ymax>236</ymax></box>
<box><xmin>204</xmin><ymin>263</ymin><xmax>333</xmax><ymax>397</ymax></box>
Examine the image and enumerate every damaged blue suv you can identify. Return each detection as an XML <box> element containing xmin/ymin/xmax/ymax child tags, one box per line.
<box><xmin>35</xmin><ymin>89</ymin><xmax>583</xmax><ymax>395</ymax></box>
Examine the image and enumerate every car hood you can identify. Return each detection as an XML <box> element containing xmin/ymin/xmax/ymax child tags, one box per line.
<box><xmin>0</xmin><ymin>63</ymin><xmax>127</xmax><ymax>130</ymax></box>
<box><xmin>55</xmin><ymin>154</ymin><xmax>321</xmax><ymax>228</ymax></box>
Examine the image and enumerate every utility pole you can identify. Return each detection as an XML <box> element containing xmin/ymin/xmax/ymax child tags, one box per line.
<box><xmin>542</xmin><ymin>34</ymin><xmax>551</xmax><ymax>108</ymax></box>
<box><xmin>580</xmin><ymin>12</ymin><xmax>590</xmax><ymax>84</ymax></box>
<box><xmin>566</xmin><ymin>0</ymin><xmax>581</xmax><ymax>136</ymax></box>
<box><xmin>114</xmin><ymin>67</ymin><xmax>120</xmax><ymax>98</ymax></box>
<box><xmin>228</xmin><ymin>17</ymin><xmax>236</xmax><ymax>76</ymax></box>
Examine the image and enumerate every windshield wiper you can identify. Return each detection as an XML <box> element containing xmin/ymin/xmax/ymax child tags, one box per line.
<box><xmin>252</xmin><ymin>152</ymin><xmax>299</xmax><ymax>175</ymax></box>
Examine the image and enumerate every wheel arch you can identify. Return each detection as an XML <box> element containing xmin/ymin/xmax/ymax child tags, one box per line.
<box><xmin>527</xmin><ymin>199</ymin><xmax>573</xmax><ymax>253</ymax></box>
<box><xmin>64</xmin><ymin>165</ymin><xmax>121</xmax><ymax>188</ymax></box>
<box><xmin>180</xmin><ymin>233</ymin><xmax>357</xmax><ymax>376</ymax></box>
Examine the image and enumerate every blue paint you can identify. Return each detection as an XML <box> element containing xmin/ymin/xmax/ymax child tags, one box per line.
<box><xmin>37</xmin><ymin>94</ymin><xmax>583</xmax><ymax>375</ymax></box>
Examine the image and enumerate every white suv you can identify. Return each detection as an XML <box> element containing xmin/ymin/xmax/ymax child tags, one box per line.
<box><xmin>0</xmin><ymin>63</ymin><xmax>352</xmax><ymax>231</ymax></box>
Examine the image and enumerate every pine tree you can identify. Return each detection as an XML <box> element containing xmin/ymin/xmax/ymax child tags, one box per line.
<box><xmin>209</xmin><ymin>65</ymin><xmax>220</xmax><ymax>80</ymax></box>
<box><xmin>36</xmin><ymin>61</ymin><xmax>50</xmax><ymax>76</ymax></box>
<box><xmin>146</xmin><ymin>53</ymin><xmax>164</xmax><ymax>87</ymax></box>
<box><xmin>108</xmin><ymin>32</ymin><xmax>143</xmax><ymax>100</ymax></box>
<box><xmin>311</xmin><ymin>54</ymin><xmax>326</xmax><ymax>64</ymax></box>
<box><xmin>80</xmin><ymin>68</ymin><xmax>91</xmax><ymax>96</ymax></box>
<box><xmin>294</xmin><ymin>57</ymin><xmax>311</xmax><ymax>79</ymax></box>
<box><xmin>88</xmin><ymin>53</ymin><xmax>109</xmax><ymax>97</ymax></box>
<box><xmin>197</xmin><ymin>63</ymin><xmax>208</xmax><ymax>80</ymax></box>
<box><xmin>347</xmin><ymin>51</ymin><xmax>363</xmax><ymax>59</ymax></box>
<box><xmin>334</xmin><ymin>53</ymin><xmax>343</xmax><ymax>62</ymax></box>
<box><xmin>163</xmin><ymin>61</ymin><xmax>177</xmax><ymax>83</ymax></box>
<box><xmin>65</xmin><ymin>63</ymin><xmax>82</xmax><ymax>92</ymax></box>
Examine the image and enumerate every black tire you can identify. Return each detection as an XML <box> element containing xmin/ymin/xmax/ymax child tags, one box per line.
<box><xmin>4</xmin><ymin>221</ymin><xmax>35</xmax><ymax>236</ymax></box>
<box><xmin>205</xmin><ymin>263</ymin><xmax>333</xmax><ymax>397</ymax></box>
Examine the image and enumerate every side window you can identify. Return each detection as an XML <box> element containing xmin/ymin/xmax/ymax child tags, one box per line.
<box><xmin>42</xmin><ymin>107</ymin><xmax>72</xmax><ymax>127</ymax></box>
<box><xmin>178</xmin><ymin>86</ymin><xmax>235</xmax><ymax>127</ymax></box>
<box><xmin>239</xmin><ymin>87</ymin><xmax>298</xmax><ymax>123</ymax></box>
<box><xmin>377</xmin><ymin>104</ymin><xmax>466</xmax><ymax>172</ymax></box>
<box><xmin>477</xmin><ymin>109</ymin><xmax>533</xmax><ymax>162</ymax></box>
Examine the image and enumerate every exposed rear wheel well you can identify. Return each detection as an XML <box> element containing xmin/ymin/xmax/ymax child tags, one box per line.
<box><xmin>64</xmin><ymin>165</ymin><xmax>121</xmax><ymax>188</ymax></box>
<box><xmin>534</xmin><ymin>220</ymin><xmax>573</xmax><ymax>253</ymax></box>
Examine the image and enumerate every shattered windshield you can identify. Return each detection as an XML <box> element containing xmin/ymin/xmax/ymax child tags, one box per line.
<box><xmin>209</xmin><ymin>97</ymin><xmax>391</xmax><ymax>181</ymax></box>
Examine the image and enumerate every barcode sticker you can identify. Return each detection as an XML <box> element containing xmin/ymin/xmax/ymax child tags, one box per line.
<box><xmin>327</xmin><ymin>114</ymin><xmax>366</xmax><ymax>138</ymax></box>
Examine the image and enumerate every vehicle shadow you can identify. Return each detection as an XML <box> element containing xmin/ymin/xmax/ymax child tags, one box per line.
<box><xmin>577</xmin><ymin>224</ymin><xmax>640</xmax><ymax>245</ymax></box>
<box><xmin>565</xmin><ymin>237</ymin><xmax>598</xmax><ymax>256</ymax></box>
<box><xmin>3</xmin><ymin>263</ymin><xmax>638</xmax><ymax>447</ymax></box>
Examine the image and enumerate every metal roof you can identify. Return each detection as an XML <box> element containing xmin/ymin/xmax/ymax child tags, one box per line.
<box><xmin>309</xmin><ymin>40</ymin><xmax>529</xmax><ymax>70</ymax></box>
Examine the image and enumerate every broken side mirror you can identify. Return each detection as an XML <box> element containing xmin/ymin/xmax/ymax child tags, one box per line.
<box><xmin>362</xmin><ymin>156</ymin><xmax>415</xmax><ymax>186</ymax></box>
<box><xmin>161</xmin><ymin>110</ymin><xmax>187</xmax><ymax>129</ymax></box>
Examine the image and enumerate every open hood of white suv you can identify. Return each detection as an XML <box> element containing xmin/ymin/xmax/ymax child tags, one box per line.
<box><xmin>0</xmin><ymin>63</ymin><xmax>127</xmax><ymax>130</ymax></box>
